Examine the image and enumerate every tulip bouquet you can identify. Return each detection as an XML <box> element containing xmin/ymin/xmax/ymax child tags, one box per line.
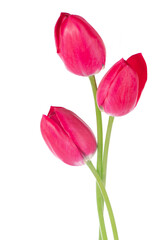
<box><xmin>40</xmin><ymin>12</ymin><xmax>147</xmax><ymax>240</ymax></box>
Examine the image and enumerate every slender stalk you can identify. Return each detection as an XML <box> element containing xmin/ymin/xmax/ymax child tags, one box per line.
<box><xmin>89</xmin><ymin>75</ymin><xmax>118</xmax><ymax>239</ymax></box>
<box><xmin>101</xmin><ymin>116</ymin><xmax>115</xmax><ymax>220</ymax></box>
<box><xmin>101</xmin><ymin>116</ymin><xmax>117</xmax><ymax>239</ymax></box>
<box><xmin>89</xmin><ymin>75</ymin><xmax>106</xmax><ymax>240</ymax></box>
<box><xmin>86</xmin><ymin>160</ymin><xmax>119</xmax><ymax>240</ymax></box>
<box><xmin>102</xmin><ymin>116</ymin><xmax>114</xmax><ymax>185</ymax></box>
<box><xmin>96</xmin><ymin>198</ymin><xmax>108</xmax><ymax>240</ymax></box>
<box><xmin>89</xmin><ymin>75</ymin><xmax>103</xmax><ymax>176</ymax></box>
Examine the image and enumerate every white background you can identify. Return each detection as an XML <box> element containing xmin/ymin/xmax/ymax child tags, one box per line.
<box><xmin>0</xmin><ymin>0</ymin><xmax>160</xmax><ymax>239</ymax></box>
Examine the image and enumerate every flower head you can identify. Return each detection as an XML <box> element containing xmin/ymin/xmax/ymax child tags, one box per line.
<box><xmin>41</xmin><ymin>107</ymin><xmax>97</xmax><ymax>166</ymax></box>
<box><xmin>55</xmin><ymin>12</ymin><xmax>106</xmax><ymax>76</ymax></box>
<box><xmin>97</xmin><ymin>53</ymin><xmax>147</xmax><ymax>116</ymax></box>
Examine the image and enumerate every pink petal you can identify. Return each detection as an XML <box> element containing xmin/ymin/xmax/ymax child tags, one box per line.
<box><xmin>54</xmin><ymin>12</ymin><xmax>70</xmax><ymax>53</ymax></box>
<box><xmin>56</xmin><ymin>13</ymin><xmax>106</xmax><ymax>76</ymax></box>
<box><xmin>40</xmin><ymin>114</ymin><xmax>84</xmax><ymax>166</ymax></box>
<box><xmin>54</xmin><ymin>107</ymin><xmax>97</xmax><ymax>159</ymax></box>
<box><xmin>97</xmin><ymin>59</ymin><xmax>126</xmax><ymax>108</ymax></box>
<box><xmin>127</xmin><ymin>53</ymin><xmax>147</xmax><ymax>104</ymax></box>
<box><xmin>103</xmin><ymin>64</ymin><xmax>139</xmax><ymax>116</ymax></box>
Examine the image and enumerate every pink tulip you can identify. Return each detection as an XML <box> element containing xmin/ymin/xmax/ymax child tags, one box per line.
<box><xmin>97</xmin><ymin>53</ymin><xmax>147</xmax><ymax>116</ymax></box>
<box><xmin>54</xmin><ymin>12</ymin><xmax>106</xmax><ymax>76</ymax></box>
<box><xmin>40</xmin><ymin>107</ymin><xmax>97</xmax><ymax>166</ymax></box>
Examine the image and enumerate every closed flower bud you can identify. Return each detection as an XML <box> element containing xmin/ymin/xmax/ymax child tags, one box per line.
<box><xmin>97</xmin><ymin>53</ymin><xmax>147</xmax><ymax>116</ymax></box>
<box><xmin>54</xmin><ymin>12</ymin><xmax>106</xmax><ymax>76</ymax></box>
<box><xmin>40</xmin><ymin>107</ymin><xmax>97</xmax><ymax>166</ymax></box>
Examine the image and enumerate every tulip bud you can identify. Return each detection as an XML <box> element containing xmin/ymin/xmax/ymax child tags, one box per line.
<box><xmin>54</xmin><ymin>12</ymin><xmax>106</xmax><ymax>76</ymax></box>
<box><xmin>97</xmin><ymin>53</ymin><xmax>147</xmax><ymax>116</ymax></box>
<box><xmin>40</xmin><ymin>107</ymin><xmax>97</xmax><ymax>166</ymax></box>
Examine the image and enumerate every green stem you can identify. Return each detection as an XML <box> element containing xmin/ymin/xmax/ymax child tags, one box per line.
<box><xmin>89</xmin><ymin>75</ymin><xmax>106</xmax><ymax>240</ymax></box>
<box><xmin>101</xmin><ymin>116</ymin><xmax>118</xmax><ymax>239</ymax></box>
<box><xmin>86</xmin><ymin>160</ymin><xmax>119</xmax><ymax>240</ymax></box>
<box><xmin>89</xmin><ymin>75</ymin><xmax>118</xmax><ymax>239</ymax></box>
<box><xmin>100</xmin><ymin>116</ymin><xmax>119</xmax><ymax>240</ymax></box>
<box><xmin>102</xmin><ymin>116</ymin><xmax>114</xmax><ymax>185</ymax></box>
<box><xmin>101</xmin><ymin>116</ymin><xmax>115</xmax><ymax>223</ymax></box>
<box><xmin>89</xmin><ymin>75</ymin><xmax>103</xmax><ymax>175</ymax></box>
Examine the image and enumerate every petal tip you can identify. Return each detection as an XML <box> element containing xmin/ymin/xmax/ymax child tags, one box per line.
<box><xmin>126</xmin><ymin>53</ymin><xmax>147</xmax><ymax>104</ymax></box>
<box><xmin>54</xmin><ymin>13</ymin><xmax>70</xmax><ymax>53</ymax></box>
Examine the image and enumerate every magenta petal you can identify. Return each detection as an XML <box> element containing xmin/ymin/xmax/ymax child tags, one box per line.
<box><xmin>40</xmin><ymin>114</ymin><xmax>84</xmax><ymax>166</ymax></box>
<box><xmin>55</xmin><ymin>13</ymin><xmax>106</xmax><ymax>76</ymax></box>
<box><xmin>97</xmin><ymin>59</ymin><xmax>139</xmax><ymax>116</ymax></box>
<box><xmin>54</xmin><ymin>12</ymin><xmax>70</xmax><ymax>53</ymax></box>
<box><xmin>54</xmin><ymin>107</ymin><xmax>97</xmax><ymax>159</ymax></box>
<box><xmin>127</xmin><ymin>53</ymin><xmax>147</xmax><ymax>104</ymax></box>
<box><xmin>103</xmin><ymin>65</ymin><xmax>139</xmax><ymax>116</ymax></box>
<box><xmin>97</xmin><ymin>59</ymin><xmax>126</xmax><ymax>108</ymax></box>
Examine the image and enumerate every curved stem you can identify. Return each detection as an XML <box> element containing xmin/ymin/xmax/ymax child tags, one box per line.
<box><xmin>102</xmin><ymin>116</ymin><xmax>114</xmax><ymax>185</ymax></box>
<box><xmin>86</xmin><ymin>160</ymin><xmax>119</xmax><ymax>240</ymax></box>
<box><xmin>89</xmin><ymin>75</ymin><xmax>103</xmax><ymax>175</ymax></box>
<box><xmin>96</xmin><ymin>194</ymin><xmax>108</xmax><ymax>240</ymax></box>
<box><xmin>101</xmin><ymin>116</ymin><xmax>116</xmax><ymax>239</ymax></box>
<box><xmin>89</xmin><ymin>75</ymin><xmax>106</xmax><ymax>240</ymax></box>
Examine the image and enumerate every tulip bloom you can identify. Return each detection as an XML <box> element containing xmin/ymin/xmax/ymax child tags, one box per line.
<box><xmin>40</xmin><ymin>107</ymin><xmax>97</xmax><ymax>166</ymax></box>
<box><xmin>54</xmin><ymin>12</ymin><xmax>106</xmax><ymax>76</ymax></box>
<box><xmin>97</xmin><ymin>53</ymin><xmax>147</xmax><ymax>116</ymax></box>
